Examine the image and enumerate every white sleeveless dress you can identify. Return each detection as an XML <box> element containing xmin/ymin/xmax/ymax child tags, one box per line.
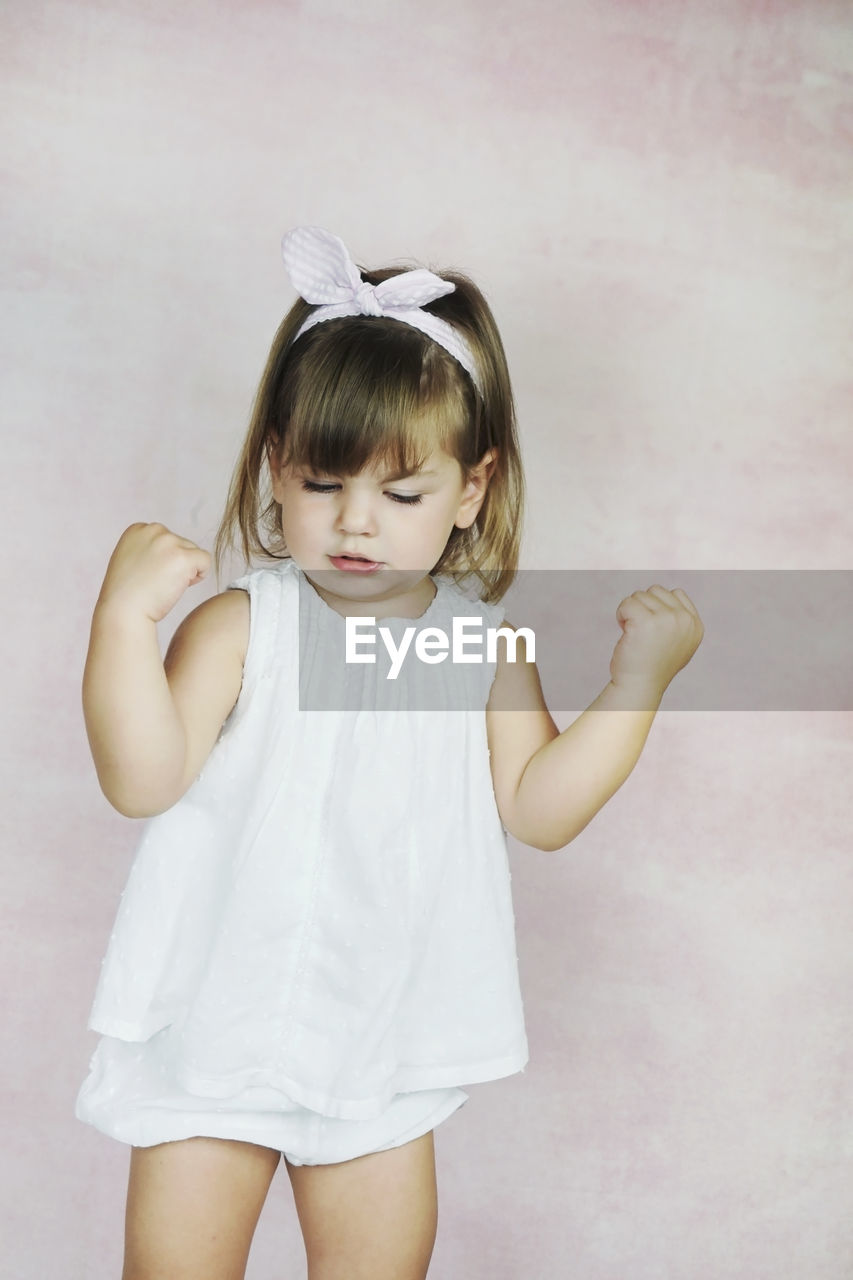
<box><xmin>76</xmin><ymin>562</ymin><xmax>528</xmax><ymax>1160</ymax></box>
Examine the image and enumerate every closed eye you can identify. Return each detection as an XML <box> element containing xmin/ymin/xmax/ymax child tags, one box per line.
<box><xmin>300</xmin><ymin>479</ymin><xmax>422</xmax><ymax>506</ymax></box>
<box><xmin>386</xmin><ymin>492</ymin><xmax>423</xmax><ymax>505</ymax></box>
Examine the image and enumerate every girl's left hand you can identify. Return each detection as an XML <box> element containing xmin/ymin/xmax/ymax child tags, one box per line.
<box><xmin>609</xmin><ymin>585</ymin><xmax>704</xmax><ymax>700</ymax></box>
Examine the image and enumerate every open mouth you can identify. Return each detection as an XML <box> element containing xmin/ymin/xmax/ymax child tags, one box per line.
<box><xmin>329</xmin><ymin>554</ymin><xmax>383</xmax><ymax>573</ymax></box>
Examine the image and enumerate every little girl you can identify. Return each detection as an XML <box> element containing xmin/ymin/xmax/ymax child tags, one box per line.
<box><xmin>77</xmin><ymin>226</ymin><xmax>703</xmax><ymax>1280</ymax></box>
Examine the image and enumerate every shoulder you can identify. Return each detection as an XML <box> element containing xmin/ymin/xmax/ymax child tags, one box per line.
<box><xmin>486</xmin><ymin>619</ymin><xmax>546</xmax><ymax>714</ymax></box>
<box><xmin>165</xmin><ymin>587</ymin><xmax>250</xmax><ymax>672</ymax></box>
<box><xmin>185</xmin><ymin>561</ymin><xmax>297</xmax><ymax>643</ymax></box>
<box><xmin>185</xmin><ymin>585</ymin><xmax>251</xmax><ymax>637</ymax></box>
<box><xmin>158</xmin><ymin>591</ymin><xmax>253</xmax><ymax>799</ymax></box>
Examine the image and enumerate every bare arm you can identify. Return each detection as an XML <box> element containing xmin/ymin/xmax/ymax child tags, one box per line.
<box><xmin>487</xmin><ymin>586</ymin><xmax>704</xmax><ymax>852</ymax></box>
<box><xmin>82</xmin><ymin>523</ymin><xmax>249</xmax><ymax>818</ymax></box>
<box><xmin>488</xmin><ymin>664</ymin><xmax>660</xmax><ymax>851</ymax></box>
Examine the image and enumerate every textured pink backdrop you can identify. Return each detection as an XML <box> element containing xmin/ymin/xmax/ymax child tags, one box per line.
<box><xmin>3</xmin><ymin>1</ymin><xmax>852</xmax><ymax>1276</ymax></box>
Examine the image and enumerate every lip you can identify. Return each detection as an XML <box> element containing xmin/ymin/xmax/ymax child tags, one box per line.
<box><xmin>328</xmin><ymin>554</ymin><xmax>383</xmax><ymax>574</ymax></box>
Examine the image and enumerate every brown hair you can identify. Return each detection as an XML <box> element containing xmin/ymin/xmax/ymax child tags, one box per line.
<box><xmin>215</xmin><ymin>263</ymin><xmax>524</xmax><ymax>601</ymax></box>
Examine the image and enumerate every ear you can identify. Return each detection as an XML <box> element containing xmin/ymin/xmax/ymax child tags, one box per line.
<box><xmin>454</xmin><ymin>449</ymin><xmax>498</xmax><ymax>530</ymax></box>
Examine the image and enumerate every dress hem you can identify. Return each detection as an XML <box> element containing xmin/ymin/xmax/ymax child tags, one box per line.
<box><xmin>81</xmin><ymin>1024</ymin><xmax>529</xmax><ymax>1121</ymax></box>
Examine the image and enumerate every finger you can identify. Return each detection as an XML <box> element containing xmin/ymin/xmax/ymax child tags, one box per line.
<box><xmin>616</xmin><ymin>594</ymin><xmax>654</xmax><ymax>622</ymax></box>
<box><xmin>184</xmin><ymin>549</ymin><xmax>211</xmax><ymax>577</ymax></box>
<box><xmin>627</xmin><ymin>589</ymin><xmax>668</xmax><ymax>613</ymax></box>
<box><xmin>644</xmin><ymin>585</ymin><xmax>682</xmax><ymax>606</ymax></box>
<box><xmin>671</xmin><ymin>588</ymin><xmax>699</xmax><ymax>616</ymax></box>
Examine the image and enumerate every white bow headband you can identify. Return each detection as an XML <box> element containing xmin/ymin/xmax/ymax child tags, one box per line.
<box><xmin>281</xmin><ymin>226</ymin><xmax>483</xmax><ymax>396</ymax></box>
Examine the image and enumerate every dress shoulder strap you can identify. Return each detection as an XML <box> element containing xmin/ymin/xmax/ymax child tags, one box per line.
<box><xmin>227</xmin><ymin>560</ymin><xmax>299</xmax><ymax>698</ymax></box>
<box><xmin>432</xmin><ymin>577</ymin><xmax>508</xmax><ymax>706</ymax></box>
<box><xmin>438</xmin><ymin>578</ymin><xmax>506</xmax><ymax>629</ymax></box>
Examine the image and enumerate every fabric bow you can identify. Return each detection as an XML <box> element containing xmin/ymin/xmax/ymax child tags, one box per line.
<box><xmin>280</xmin><ymin>226</ymin><xmax>482</xmax><ymax>394</ymax></box>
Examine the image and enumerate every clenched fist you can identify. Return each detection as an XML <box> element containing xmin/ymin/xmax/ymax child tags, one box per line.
<box><xmin>609</xmin><ymin>585</ymin><xmax>704</xmax><ymax>700</ymax></box>
<box><xmin>95</xmin><ymin>523</ymin><xmax>212</xmax><ymax>624</ymax></box>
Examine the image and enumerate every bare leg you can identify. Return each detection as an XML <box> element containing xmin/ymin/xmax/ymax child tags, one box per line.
<box><xmin>284</xmin><ymin>1130</ymin><xmax>438</xmax><ymax>1280</ymax></box>
<box><xmin>122</xmin><ymin>1136</ymin><xmax>281</xmax><ymax>1280</ymax></box>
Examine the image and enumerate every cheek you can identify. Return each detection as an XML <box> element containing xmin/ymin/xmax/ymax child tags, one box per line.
<box><xmin>280</xmin><ymin>495</ymin><xmax>311</xmax><ymax>541</ymax></box>
<box><xmin>438</xmin><ymin>493</ymin><xmax>465</xmax><ymax>528</ymax></box>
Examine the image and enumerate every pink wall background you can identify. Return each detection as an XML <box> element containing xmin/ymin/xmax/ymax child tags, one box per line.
<box><xmin>3</xmin><ymin>1</ymin><xmax>852</xmax><ymax>1275</ymax></box>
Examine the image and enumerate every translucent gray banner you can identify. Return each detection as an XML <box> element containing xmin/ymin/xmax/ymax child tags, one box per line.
<box><xmin>297</xmin><ymin>571</ymin><xmax>853</xmax><ymax>711</ymax></box>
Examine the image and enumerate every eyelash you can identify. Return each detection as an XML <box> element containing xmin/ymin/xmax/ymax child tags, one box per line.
<box><xmin>300</xmin><ymin>480</ymin><xmax>423</xmax><ymax>506</ymax></box>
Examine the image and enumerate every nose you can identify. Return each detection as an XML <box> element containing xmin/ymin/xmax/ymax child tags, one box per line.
<box><xmin>335</xmin><ymin>485</ymin><xmax>377</xmax><ymax>537</ymax></box>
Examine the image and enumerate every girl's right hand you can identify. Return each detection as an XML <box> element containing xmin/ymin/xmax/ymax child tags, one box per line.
<box><xmin>96</xmin><ymin>523</ymin><xmax>212</xmax><ymax>624</ymax></box>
